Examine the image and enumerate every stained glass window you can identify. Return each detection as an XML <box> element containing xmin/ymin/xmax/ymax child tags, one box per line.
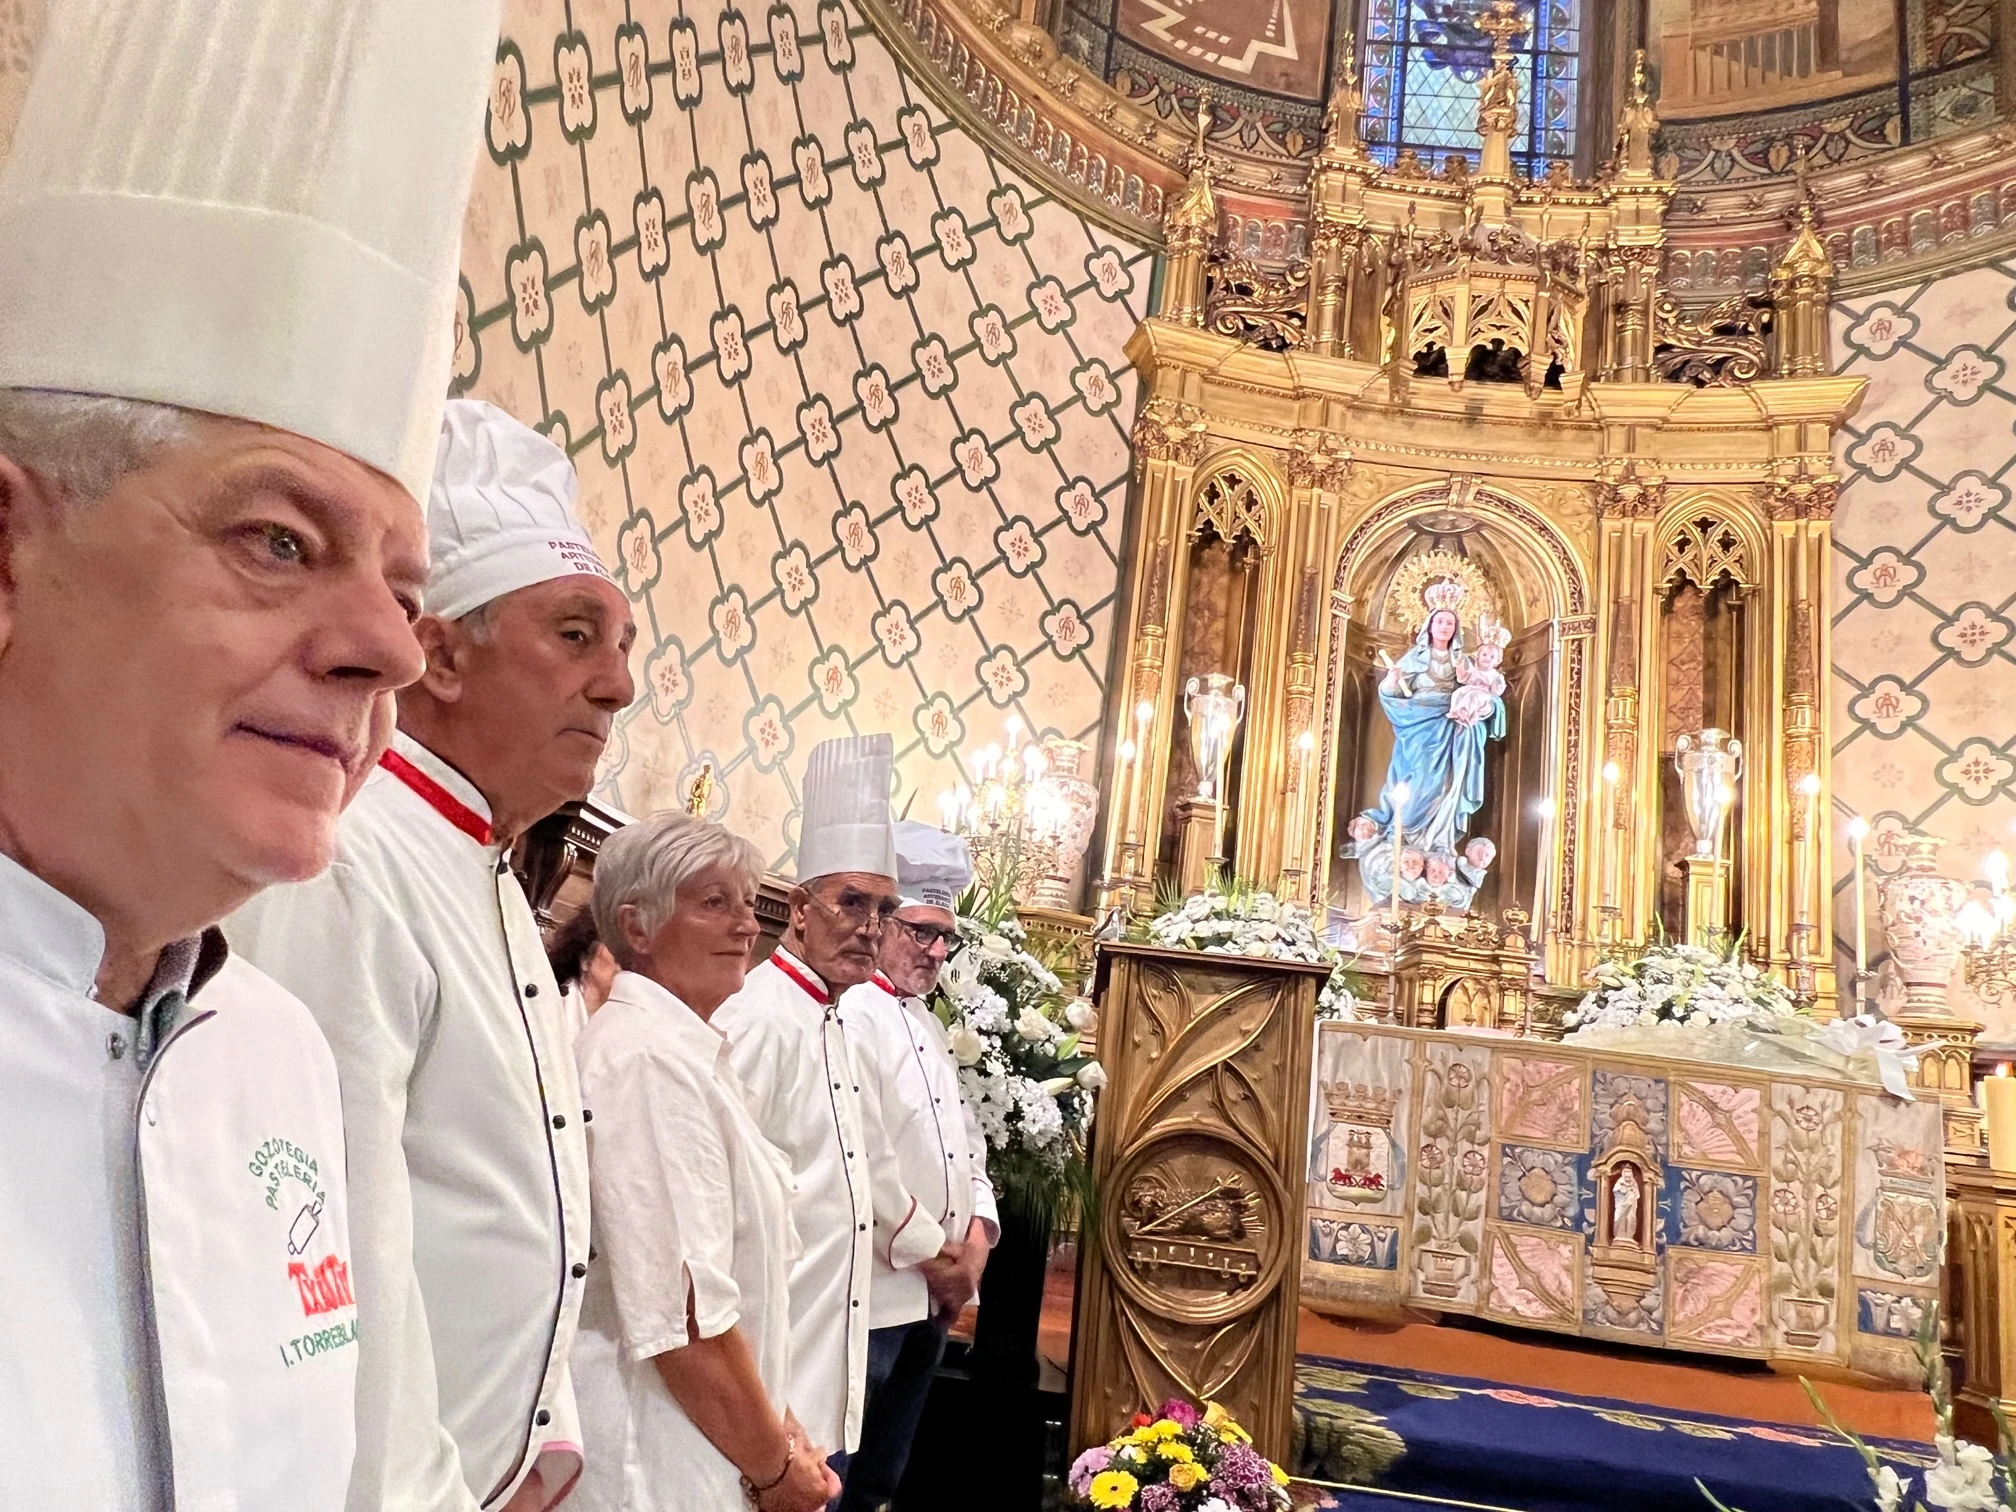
<box><xmin>1362</xmin><ymin>0</ymin><xmax>1582</xmax><ymax>177</ymax></box>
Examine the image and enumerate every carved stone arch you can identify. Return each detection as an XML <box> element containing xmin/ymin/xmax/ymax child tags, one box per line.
<box><xmin>1189</xmin><ymin>448</ymin><xmax>1286</xmax><ymax>555</ymax></box>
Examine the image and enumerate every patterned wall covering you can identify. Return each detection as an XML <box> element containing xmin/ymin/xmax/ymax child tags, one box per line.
<box><xmin>458</xmin><ymin>0</ymin><xmax>1149</xmax><ymax>871</ymax></box>
<box><xmin>1832</xmin><ymin>260</ymin><xmax>2016</xmax><ymax>1035</ymax></box>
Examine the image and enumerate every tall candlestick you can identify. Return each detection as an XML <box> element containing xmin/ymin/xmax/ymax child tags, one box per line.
<box><xmin>1389</xmin><ymin>781</ymin><xmax>1412</xmax><ymax>936</ymax></box>
<box><xmin>1114</xmin><ymin>738</ymin><xmax>1137</xmax><ymax>866</ymax></box>
<box><xmin>1292</xmin><ymin>729</ymin><xmax>1316</xmax><ymax>898</ymax></box>
<box><xmin>1848</xmin><ymin>815</ymin><xmax>1870</xmax><ymax>987</ymax></box>
<box><xmin>1600</xmin><ymin>760</ymin><xmax>1622</xmax><ymax>937</ymax></box>
<box><xmin>1533</xmin><ymin>796</ymin><xmax>1556</xmax><ymax>956</ymax></box>
<box><xmin>1988</xmin><ymin>1064</ymin><xmax>2016</xmax><ymax>1173</ymax></box>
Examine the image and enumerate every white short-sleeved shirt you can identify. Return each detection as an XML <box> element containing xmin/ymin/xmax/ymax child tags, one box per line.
<box><xmin>570</xmin><ymin>972</ymin><xmax>798</xmax><ymax>1512</ymax></box>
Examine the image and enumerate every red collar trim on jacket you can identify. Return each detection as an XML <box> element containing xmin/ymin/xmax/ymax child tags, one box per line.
<box><xmin>379</xmin><ymin>748</ymin><xmax>493</xmax><ymax>846</ymax></box>
<box><xmin>770</xmin><ymin>949</ymin><xmax>832</xmax><ymax>1005</ymax></box>
<box><xmin>871</xmin><ymin>971</ymin><xmax>897</xmax><ymax>995</ymax></box>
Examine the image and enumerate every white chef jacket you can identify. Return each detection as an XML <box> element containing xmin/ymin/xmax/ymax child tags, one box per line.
<box><xmin>713</xmin><ymin>949</ymin><xmax>948</xmax><ymax>1453</ymax></box>
<box><xmin>230</xmin><ymin>732</ymin><xmax>590</xmax><ymax>1511</ymax></box>
<box><xmin>0</xmin><ymin>850</ymin><xmax>358</xmax><ymax>1511</ymax></box>
<box><xmin>570</xmin><ymin>971</ymin><xmax>798</xmax><ymax>1512</ymax></box>
<box><xmin>838</xmin><ymin>974</ymin><xmax>1000</xmax><ymax>1329</ymax></box>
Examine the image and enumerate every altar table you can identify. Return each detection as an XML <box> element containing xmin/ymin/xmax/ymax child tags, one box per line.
<box><xmin>1301</xmin><ymin>1022</ymin><xmax>1943</xmax><ymax>1385</ymax></box>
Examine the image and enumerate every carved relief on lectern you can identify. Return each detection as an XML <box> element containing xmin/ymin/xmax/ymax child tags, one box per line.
<box><xmin>1072</xmin><ymin>945</ymin><xmax>1323</xmax><ymax>1462</ymax></box>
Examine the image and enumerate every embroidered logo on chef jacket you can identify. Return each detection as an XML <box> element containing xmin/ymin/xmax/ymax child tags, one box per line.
<box><xmin>249</xmin><ymin>1135</ymin><xmax>359</xmax><ymax>1363</ymax></box>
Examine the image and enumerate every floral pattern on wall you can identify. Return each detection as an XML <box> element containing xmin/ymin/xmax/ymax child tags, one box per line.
<box><xmin>458</xmin><ymin>0</ymin><xmax>1148</xmax><ymax>868</ymax></box>
<box><xmin>1832</xmin><ymin>262</ymin><xmax>2016</xmax><ymax>1033</ymax></box>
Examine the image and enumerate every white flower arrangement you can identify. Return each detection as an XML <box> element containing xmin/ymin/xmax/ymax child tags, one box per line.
<box><xmin>1142</xmin><ymin>880</ymin><xmax>1366</xmax><ymax>1022</ymax></box>
<box><xmin>1565</xmin><ymin>938</ymin><xmax>1799</xmax><ymax>1037</ymax></box>
<box><xmin>1702</xmin><ymin>1319</ymin><xmax>2008</xmax><ymax>1512</ymax></box>
<box><xmin>933</xmin><ymin>898</ymin><xmax>1098</xmax><ymax>1220</ymax></box>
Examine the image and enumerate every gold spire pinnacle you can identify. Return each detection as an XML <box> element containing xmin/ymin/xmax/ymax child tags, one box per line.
<box><xmin>1322</xmin><ymin>35</ymin><xmax>1365</xmax><ymax>156</ymax></box>
<box><xmin>1614</xmin><ymin>46</ymin><xmax>1659</xmax><ymax>176</ymax></box>
<box><xmin>1776</xmin><ymin>142</ymin><xmax>1832</xmax><ymax>281</ymax></box>
<box><xmin>1185</xmin><ymin>86</ymin><xmax>1214</xmax><ymax>172</ymax></box>
<box><xmin>1476</xmin><ymin>1</ymin><xmax>1528</xmax><ymax>65</ymax></box>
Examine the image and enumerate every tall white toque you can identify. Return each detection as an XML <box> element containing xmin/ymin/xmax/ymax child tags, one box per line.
<box><xmin>796</xmin><ymin>735</ymin><xmax>899</xmax><ymax>884</ymax></box>
<box><xmin>425</xmin><ymin>399</ymin><xmax>613</xmax><ymax>621</ymax></box>
<box><xmin>0</xmin><ymin>0</ymin><xmax>502</xmax><ymax>504</ymax></box>
<box><xmin>894</xmin><ymin>820</ymin><xmax>972</xmax><ymax>913</ymax></box>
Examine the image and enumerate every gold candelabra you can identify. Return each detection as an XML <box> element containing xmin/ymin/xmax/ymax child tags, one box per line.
<box><xmin>1960</xmin><ymin>850</ymin><xmax>2016</xmax><ymax>1010</ymax></box>
<box><xmin>941</xmin><ymin>718</ymin><xmax>1101</xmax><ymax>908</ymax></box>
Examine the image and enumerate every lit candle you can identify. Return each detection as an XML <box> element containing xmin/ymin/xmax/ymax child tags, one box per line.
<box><xmin>1848</xmin><ymin>815</ymin><xmax>1870</xmax><ymax>983</ymax></box>
<box><xmin>1988</xmin><ymin>1064</ymin><xmax>2016</xmax><ymax>1174</ymax></box>
<box><xmin>1990</xmin><ymin>849</ymin><xmax>2009</xmax><ymax>898</ymax></box>
<box><xmin>938</xmin><ymin>789</ymin><xmax>960</xmax><ymax>828</ymax></box>
<box><xmin>1389</xmin><ymin>780</ymin><xmax>1412</xmax><ymax>932</ymax></box>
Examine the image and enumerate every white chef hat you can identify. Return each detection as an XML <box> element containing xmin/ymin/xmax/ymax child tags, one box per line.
<box><xmin>425</xmin><ymin>400</ymin><xmax>614</xmax><ymax>621</ymax></box>
<box><xmin>0</xmin><ymin>0</ymin><xmax>500</xmax><ymax>504</ymax></box>
<box><xmin>795</xmin><ymin>735</ymin><xmax>898</xmax><ymax>883</ymax></box>
<box><xmin>894</xmin><ymin>821</ymin><xmax>972</xmax><ymax>912</ymax></box>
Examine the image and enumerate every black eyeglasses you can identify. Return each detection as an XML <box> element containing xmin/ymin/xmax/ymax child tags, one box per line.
<box><xmin>892</xmin><ymin>919</ymin><xmax>960</xmax><ymax>950</ymax></box>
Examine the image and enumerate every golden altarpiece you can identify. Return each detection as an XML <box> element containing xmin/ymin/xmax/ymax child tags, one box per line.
<box><xmin>1095</xmin><ymin>33</ymin><xmax>1856</xmax><ymax>1016</ymax></box>
<box><xmin>1063</xmin><ymin>14</ymin><xmax>1964</xmax><ymax>1463</ymax></box>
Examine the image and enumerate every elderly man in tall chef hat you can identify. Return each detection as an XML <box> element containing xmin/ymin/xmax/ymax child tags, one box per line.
<box><xmin>714</xmin><ymin>736</ymin><xmax>972</xmax><ymax>1474</ymax></box>
<box><xmin>0</xmin><ymin>1</ymin><xmax>497</xmax><ymax>1508</ymax></box>
<box><xmin>232</xmin><ymin>399</ymin><xmax>636</xmax><ymax>1512</ymax></box>
<box><xmin>835</xmin><ymin>821</ymin><xmax>998</xmax><ymax>1512</ymax></box>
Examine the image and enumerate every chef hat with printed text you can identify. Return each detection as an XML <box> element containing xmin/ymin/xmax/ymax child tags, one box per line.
<box><xmin>424</xmin><ymin>399</ymin><xmax>614</xmax><ymax>621</ymax></box>
<box><xmin>894</xmin><ymin>820</ymin><xmax>972</xmax><ymax>914</ymax></box>
<box><xmin>795</xmin><ymin>735</ymin><xmax>898</xmax><ymax>884</ymax></box>
<box><xmin>0</xmin><ymin>0</ymin><xmax>502</xmax><ymax>505</ymax></box>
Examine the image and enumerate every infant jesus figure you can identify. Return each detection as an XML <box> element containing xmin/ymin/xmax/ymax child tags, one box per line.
<box><xmin>1449</xmin><ymin>631</ymin><xmax>1507</xmax><ymax>727</ymax></box>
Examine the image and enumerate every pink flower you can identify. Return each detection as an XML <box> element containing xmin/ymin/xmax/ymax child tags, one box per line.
<box><xmin>1068</xmin><ymin>1445</ymin><xmax>1112</xmax><ymax>1495</ymax></box>
<box><xmin>1158</xmin><ymin>1398</ymin><xmax>1201</xmax><ymax>1428</ymax></box>
<box><xmin>1483</xmin><ymin>1388</ymin><xmax>1562</xmax><ymax>1408</ymax></box>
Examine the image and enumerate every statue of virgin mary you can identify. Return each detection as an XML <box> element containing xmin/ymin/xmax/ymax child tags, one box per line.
<box><xmin>1345</xmin><ymin>580</ymin><xmax>1507</xmax><ymax>911</ymax></box>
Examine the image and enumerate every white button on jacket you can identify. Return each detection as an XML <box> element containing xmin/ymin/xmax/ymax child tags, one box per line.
<box><xmin>231</xmin><ymin>733</ymin><xmax>590</xmax><ymax>1511</ymax></box>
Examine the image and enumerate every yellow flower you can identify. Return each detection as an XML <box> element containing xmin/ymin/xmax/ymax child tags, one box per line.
<box><xmin>1272</xmin><ymin>1463</ymin><xmax>1291</xmax><ymax>1486</ymax></box>
<box><xmin>1143</xmin><ymin>1420</ymin><xmax>1179</xmax><ymax>1442</ymax></box>
<box><xmin>1168</xmin><ymin>1461</ymin><xmax>1205</xmax><ymax>1492</ymax></box>
<box><xmin>1153</xmin><ymin>1441</ymin><xmax>1194</xmax><ymax>1463</ymax></box>
<box><xmin>1088</xmin><ymin>1469</ymin><xmax>1139</xmax><ymax>1509</ymax></box>
<box><xmin>1203</xmin><ymin>1401</ymin><xmax>1251</xmax><ymax>1444</ymax></box>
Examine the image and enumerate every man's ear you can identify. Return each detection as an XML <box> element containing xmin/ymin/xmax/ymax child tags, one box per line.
<box><xmin>786</xmin><ymin>883</ymin><xmax>811</xmax><ymax>937</ymax></box>
<box><xmin>410</xmin><ymin>614</ymin><xmax>468</xmax><ymax>704</ymax></box>
<box><xmin>0</xmin><ymin>452</ymin><xmax>64</xmax><ymax>661</ymax></box>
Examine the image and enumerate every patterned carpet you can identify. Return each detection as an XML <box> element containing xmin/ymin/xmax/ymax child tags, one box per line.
<box><xmin>1290</xmin><ymin>1355</ymin><xmax>1935</xmax><ymax>1512</ymax></box>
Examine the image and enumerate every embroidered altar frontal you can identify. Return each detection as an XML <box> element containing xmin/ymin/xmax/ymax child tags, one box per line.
<box><xmin>1301</xmin><ymin>1024</ymin><xmax>1944</xmax><ymax>1385</ymax></box>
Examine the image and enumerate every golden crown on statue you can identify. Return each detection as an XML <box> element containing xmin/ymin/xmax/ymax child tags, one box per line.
<box><xmin>1422</xmin><ymin>578</ymin><xmax>1468</xmax><ymax>614</ymax></box>
<box><xmin>1324</xmin><ymin>1081</ymin><xmax>1400</xmax><ymax>1129</ymax></box>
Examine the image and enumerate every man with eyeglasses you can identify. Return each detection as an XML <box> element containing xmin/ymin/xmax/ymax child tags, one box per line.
<box><xmin>834</xmin><ymin>822</ymin><xmax>997</xmax><ymax>1512</ymax></box>
<box><xmin>714</xmin><ymin>735</ymin><xmax>969</xmax><ymax>1483</ymax></box>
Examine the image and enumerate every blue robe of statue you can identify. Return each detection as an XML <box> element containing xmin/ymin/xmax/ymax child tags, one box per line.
<box><xmin>1361</xmin><ymin>622</ymin><xmax>1504</xmax><ymax>859</ymax></box>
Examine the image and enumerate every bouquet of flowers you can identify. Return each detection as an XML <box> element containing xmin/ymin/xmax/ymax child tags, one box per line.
<box><xmin>1566</xmin><ymin>937</ymin><xmax>1800</xmax><ymax>1036</ymax></box>
<box><xmin>1141</xmin><ymin>877</ymin><xmax>1367</xmax><ymax>1023</ymax></box>
<box><xmin>1069</xmin><ymin>1399</ymin><xmax>1293</xmax><ymax>1511</ymax></box>
<box><xmin>933</xmin><ymin>877</ymin><xmax>1101</xmax><ymax>1222</ymax></box>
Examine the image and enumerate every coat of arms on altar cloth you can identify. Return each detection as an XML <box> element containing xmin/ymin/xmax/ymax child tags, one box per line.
<box><xmin>1317</xmin><ymin>1082</ymin><xmax>1403</xmax><ymax>1205</ymax></box>
<box><xmin>1864</xmin><ymin>1138</ymin><xmax>1940</xmax><ymax>1285</ymax></box>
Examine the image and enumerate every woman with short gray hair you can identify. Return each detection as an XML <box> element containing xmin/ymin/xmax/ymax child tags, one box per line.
<box><xmin>570</xmin><ymin>811</ymin><xmax>839</xmax><ymax>1512</ymax></box>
